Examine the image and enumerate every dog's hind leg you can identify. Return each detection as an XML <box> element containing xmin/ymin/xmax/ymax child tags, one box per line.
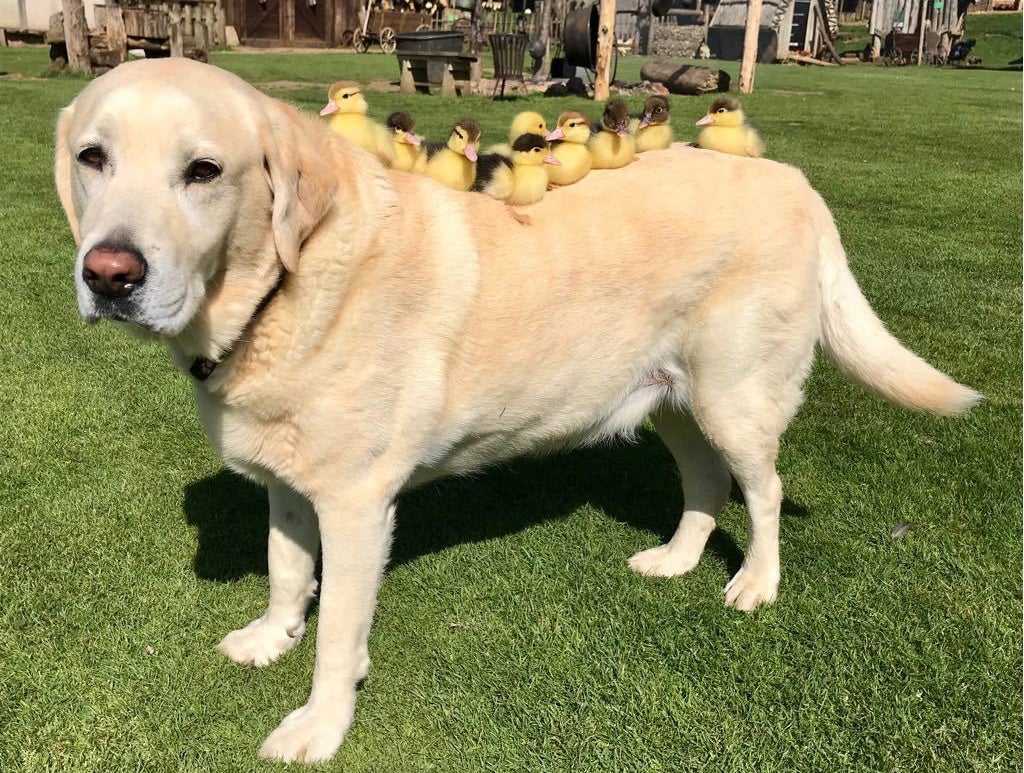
<box><xmin>628</xmin><ymin>407</ymin><xmax>731</xmax><ymax>577</ymax></box>
<box><xmin>691</xmin><ymin>349</ymin><xmax>811</xmax><ymax>612</ymax></box>
<box><xmin>218</xmin><ymin>481</ymin><xmax>320</xmax><ymax>667</ymax></box>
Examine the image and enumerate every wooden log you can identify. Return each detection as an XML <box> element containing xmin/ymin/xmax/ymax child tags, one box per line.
<box><xmin>739</xmin><ymin>0</ymin><xmax>763</xmax><ymax>92</ymax></box>
<box><xmin>639</xmin><ymin>60</ymin><xmax>731</xmax><ymax>94</ymax></box>
<box><xmin>594</xmin><ymin>0</ymin><xmax>616</xmax><ymax>101</ymax></box>
<box><xmin>105</xmin><ymin>5</ymin><xmax>129</xmax><ymax>65</ymax></box>
<box><xmin>785</xmin><ymin>52</ymin><xmax>838</xmax><ymax>65</ymax></box>
<box><xmin>61</xmin><ymin>0</ymin><xmax>92</xmax><ymax>73</ymax></box>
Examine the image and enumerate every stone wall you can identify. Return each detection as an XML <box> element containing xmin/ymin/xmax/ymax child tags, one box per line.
<box><xmin>650</xmin><ymin>22</ymin><xmax>706</xmax><ymax>58</ymax></box>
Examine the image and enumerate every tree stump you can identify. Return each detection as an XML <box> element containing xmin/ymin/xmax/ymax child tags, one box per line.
<box><xmin>638</xmin><ymin>60</ymin><xmax>730</xmax><ymax>95</ymax></box>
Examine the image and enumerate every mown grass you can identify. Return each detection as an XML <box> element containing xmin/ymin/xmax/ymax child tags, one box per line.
<box><xmin>0</xmin><ymin>25</ymin><xmax>1020</xmax><ymax>773</ymax></box>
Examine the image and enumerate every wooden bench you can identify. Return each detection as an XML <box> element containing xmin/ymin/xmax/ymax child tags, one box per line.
<box><xmin>397</xmin><ymin>52</ymin><xmax>481</xmax><ymax>97</ymax></box>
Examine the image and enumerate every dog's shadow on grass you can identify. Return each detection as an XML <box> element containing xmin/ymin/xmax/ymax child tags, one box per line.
<box><xmin>183</xmin><ymin>429</ymin><xmax>809</xmax><ymax>584</ymax></box>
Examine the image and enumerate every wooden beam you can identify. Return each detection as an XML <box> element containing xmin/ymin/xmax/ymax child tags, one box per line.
<box><xmin>538</xmin><ymin>0</ymin><xmax>553</xmax><ymax>79</ymax></box>
<box><xmin>61</xmin><ymin>0</ymin><xmax>91</xmax><ymax>73</ymax></box>
<box><xmin>594</xmin><ymin>0</ymin><xmax>616</xmax><ymax>101</ymax></box>
<box><xmin>916</xmin><ymin>0</ymin><xmax>926</xmax><ymax>65</ymax></box>
<box><xmin>105</xmin><ymin>4</ymin><xmax>128</xmax><ymax>65</ymax></box>
<box><xmin>282</xmin><ymin>0</ymin><xmax>295</xmax><ymax>45</ymax></box>
<box><xmin>738</xmin><ymin>0</ymin><xmax>763</xmax><ymax>93</ymax></box>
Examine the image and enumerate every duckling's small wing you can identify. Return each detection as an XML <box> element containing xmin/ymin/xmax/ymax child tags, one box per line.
<box><xmin>424</xmin><ymin>141</ymin><xmax>447</xmax><ymax>159</ymax></box>
<box><xmin>472</xmin><ymin>153</ymin><xmax>513</xmax><ymax>192</ymax></box>
<box><xmin>745</xmin><ymin>128</ymin><xmax>765</xmax><ymax>158</ymax></box>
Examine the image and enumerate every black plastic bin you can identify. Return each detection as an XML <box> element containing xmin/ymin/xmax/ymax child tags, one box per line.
<box><xmin>395</xmin><ymin>31</ymin><xmax>465</xmax><ymax>85</ymax></box>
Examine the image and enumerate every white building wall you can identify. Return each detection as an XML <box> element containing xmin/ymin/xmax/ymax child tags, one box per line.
<box><xmin>0</xmin><ymin>0</ymin><xmax>99</xmax><ymax>31</ymax></box>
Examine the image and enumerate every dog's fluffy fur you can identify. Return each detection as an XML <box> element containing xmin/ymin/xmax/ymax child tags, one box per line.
<box><xmin>55</xmin><ymin>58</ymin><xmax>979</xmax><ymax>763</ymax></box>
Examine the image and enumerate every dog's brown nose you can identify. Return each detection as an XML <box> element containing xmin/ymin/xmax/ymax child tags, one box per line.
<box><xmin>82</xmin><ymin>244</ymin><xmax>147</xmax><ymax>297</ymax></box>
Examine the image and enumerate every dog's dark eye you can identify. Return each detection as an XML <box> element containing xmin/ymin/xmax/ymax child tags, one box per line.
<box><xmin>77</xmin><ymin>146</ymin><xmax>105</xmax><ymax>170</ymax></box>
<box><xmin>186</xmin><ymin>159</ymin><xmax>222</xmax><ymax>183</ymax></box>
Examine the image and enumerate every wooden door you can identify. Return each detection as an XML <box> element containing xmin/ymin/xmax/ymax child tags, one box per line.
<box><xmin>294</xmin><ymin>0</ymin><xmax>329</xmax><ymax>40</ymax></box>
<box><xmin>244</xmin><ymin>0</ymin><xmax>282</xmax><ymax>40</ymax></box>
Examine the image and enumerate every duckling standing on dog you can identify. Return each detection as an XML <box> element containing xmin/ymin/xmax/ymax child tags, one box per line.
<box><xmin>386</xmin><ymin>111</ymin><xmax>427</xmax><ymax>173</ymax></box>
<box><xmin>473</xmin><ymin>133</ymin><xmax>559</xmax><ymax>206</ymax></box>
<box><xmin>545</xmin><ymin>112</ymin><xmax>593</xmax><ymax>187</ymax></box>
<box><xmin>589</xmin><ymin>98</ymin><xmax>635</xmax><ymax>169</ymax></box>
<box><xmin>425</xmin><ymin>118</ymin><xmax>481</xmax><ymax>192</ymax></box>
<box><xmin>634</xmin><ymin>96</ymin><xmax>673</xmax><ymax>153</ymax></box>
<box><xmin>695</xmin><ymin>97</ymin><xmax>764</xmax><ymax>158</ymax></box>
<box><xmin>485</xmin><ymin>111</ymin><xmax>550</xmax><ymax>158</ymax></box>
<box><xmin>319</xmin><ymin>81</ymin><xmax>395</xmax><ymax>165</ymax></box>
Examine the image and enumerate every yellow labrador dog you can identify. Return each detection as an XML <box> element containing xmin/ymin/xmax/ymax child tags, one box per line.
<box><xmin>55</xmin><ymin>59</ymin><xmax>978</xmax><ymax>762</ymax></box>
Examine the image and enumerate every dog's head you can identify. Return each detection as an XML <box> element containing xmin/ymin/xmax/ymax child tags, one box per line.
<box><xmin>55</xmin><ymin>58</ymin><xmax>336</xmax><ymax>337</ymax></box>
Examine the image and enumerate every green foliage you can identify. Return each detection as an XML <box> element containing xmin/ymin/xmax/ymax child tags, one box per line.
<box><xmin>0</xmin><ymin>42</ymin><xmax>1019</xmax><ymax>773</ymax></box>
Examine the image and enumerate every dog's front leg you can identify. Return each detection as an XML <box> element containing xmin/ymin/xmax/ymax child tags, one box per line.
<box><xmin>259</xmin><ymin>488</ymin><xmax>395</xmax><ymax>764</ymax></box>
<box><xmin>218</xmin><ymin>481</ymin><xmax>320</xmax><ymax>667</ymax></box>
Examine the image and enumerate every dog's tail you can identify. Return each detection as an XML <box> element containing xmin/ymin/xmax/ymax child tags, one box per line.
<box><xmin>816</xmin><ymin>217</ymin><xmax>981</xmax><ymax>416</ymax></box>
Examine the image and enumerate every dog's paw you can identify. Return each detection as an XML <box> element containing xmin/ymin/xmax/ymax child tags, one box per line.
<box><xmin>723</xmin><ymin>567</ymin><xmax>779</xmax><ymax>612</ymax></box>
<box><xmin>217</xmin><ymin>617</ymin><xmax>305</xmax><ymax>668</ymax></box>
<box><xmin>259</xmin><ymin>702</ymin><xmax>353</xmax><ymax>764</ymax></box>
<box><xmin>628</xmin><ymin>543</ymin><xmax>702</xmax><ymax>577</ymax></box>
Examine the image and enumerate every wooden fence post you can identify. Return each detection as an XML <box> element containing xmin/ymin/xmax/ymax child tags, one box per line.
<box><xmin>738</xmin><ymin>0</ymin><xmax>763</xmax><ymax>93</ymax></box>
<box><xmin>105</xmin><ymin>2</ymin><xmax>128</xmax><ymax>64</ymax></box>
<box><xmin>593</xmin><ymin>0</ymin><xmax>616</xmax><ymax>101</ymax></box>
<box><xmin>61</xmin><ymin>0</ymin><xmax>91</xmax><ymax>73</ymax></box>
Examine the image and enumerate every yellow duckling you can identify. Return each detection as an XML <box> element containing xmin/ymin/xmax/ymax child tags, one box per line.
<box><xmin>634</xmin><ymin>96</ymin><xmax>673</xmax><ymax>153</ymax></box>
<box><xmin>695</xmin><ymin>97</ymin><xmax>764</xmax><ymax>158</ymax></box>
<box><xmin>589</xmin><ymin>99</ymin><xmax>635</xmax><ymax>169</ymax></box>
<box><xmin>485</xmin><ymin>111</ymin><xmax>549</xmax><ymax>157</ymax></box>
<box><xmin>386</xmin><ymin>111</ymin><xmax>427</xmax><ymax>173</ymax></box>
<box><xmin>319</xmin><ymin>81</ymin><xmax>395</xmax><ymax>166</ymax></box>
<box><xmin>544</xmin><ymin>111</ymin><xmax>593</xmax><ymax>186</ymax></box>
<box><xmin>425</xmin><ymin>118</ymin><xmax>481</xmax><ymax>192</ymax></box>
<box><xmin>472</xmin><ymin>133</ymin><xmax>560</xmax><ymax>206</ymax></box>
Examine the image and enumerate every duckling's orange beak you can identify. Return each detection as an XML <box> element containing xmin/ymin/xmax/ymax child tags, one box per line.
<box><xmin>544</xmin><ymin>152</ymin><xmax>561</xmax><ymax>166</ymax></box>
<box><xmin>320</xmin><ymin>100</ymin><xmax>338</xmax><ymax>116</ymax></box>
<box><xmin>615</xmin><ymin>126</ymin><xmax>629</xmax><ymax>137</ymax></box>
<box><xmin>464</xmin><ymin>144</ymin><xmax>478</xmax><ymax>162</ymax></box>
<box><xmin>696</xmin><ymin>114</ymin><xmax>713</xmax><ymax>127</ymax></box>
<box><xmin>545</xmin><ymin>127</ymin><xmax>565</xmax><ymax>141</ymax></box>
<box><xmin>638</xmin><ymin>116</ymin><xmax>652</xmax><ymax>129</ymax></box>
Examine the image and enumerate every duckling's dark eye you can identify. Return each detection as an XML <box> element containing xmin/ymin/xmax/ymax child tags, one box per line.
<box><xmin>186</xmin><ymin>159</ymin><xmax>222</xmax><ymax>183</ymax></box>
<box><xmin>342</xmin><ymin>93</ymin><xmax>350</xmax><ymax>99</ymax></box>
<box><xmin>77</xmin><ymin>146</ymin><xmax>105</xmax><ymax>170</ymax></box>
<box><xmin>716</xmin><ymin>107</ymin><xmax>727</xmax><ymax>114</ymax></box>
<box><xmin>655</xmin><ymin>107</ymin><xmax>663</xmax><ymax>113</ymax></box>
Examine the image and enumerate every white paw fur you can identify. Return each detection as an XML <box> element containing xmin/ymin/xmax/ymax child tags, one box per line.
<box><xmin>217</xmin><ymin>617</ymin><xmax>305</xmax><ymax>667</ymax></box>
<box><xmin>723</xmin><ymin>567</ymin><xmax>779</xmax><ymax>611</ymax></box>
<box><xmin>628</xmin><ymin>543</ymin><xmax>702</xmax><ymax>577</ymax></box>
<box><xmin>259</xmin><ymin>702</ymin><xmax>354</xmax><ymax>764</ymax></box>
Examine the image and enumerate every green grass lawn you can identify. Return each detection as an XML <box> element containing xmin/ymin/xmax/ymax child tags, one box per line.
<box><xmin>0</xmin><ymin>25</ymin><xmax>1021</xmax><ymax>772</ymax></box>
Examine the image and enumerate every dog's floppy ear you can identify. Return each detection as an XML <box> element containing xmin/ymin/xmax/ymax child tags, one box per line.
<box><xmin>54</xmin><ymin>103</ymin><xmax>81</xmax><ymax>244</ymax></box>
<box><xmin>260</xmin><ymin>100</ymin><xmax>337</xmax><ymax>273</ymax></box>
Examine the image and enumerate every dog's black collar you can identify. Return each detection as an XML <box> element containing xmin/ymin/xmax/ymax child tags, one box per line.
<box><xmin>189</xmin><ymin>271</ymin><xmax>286</xmax><ymax>383</ymax></box>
